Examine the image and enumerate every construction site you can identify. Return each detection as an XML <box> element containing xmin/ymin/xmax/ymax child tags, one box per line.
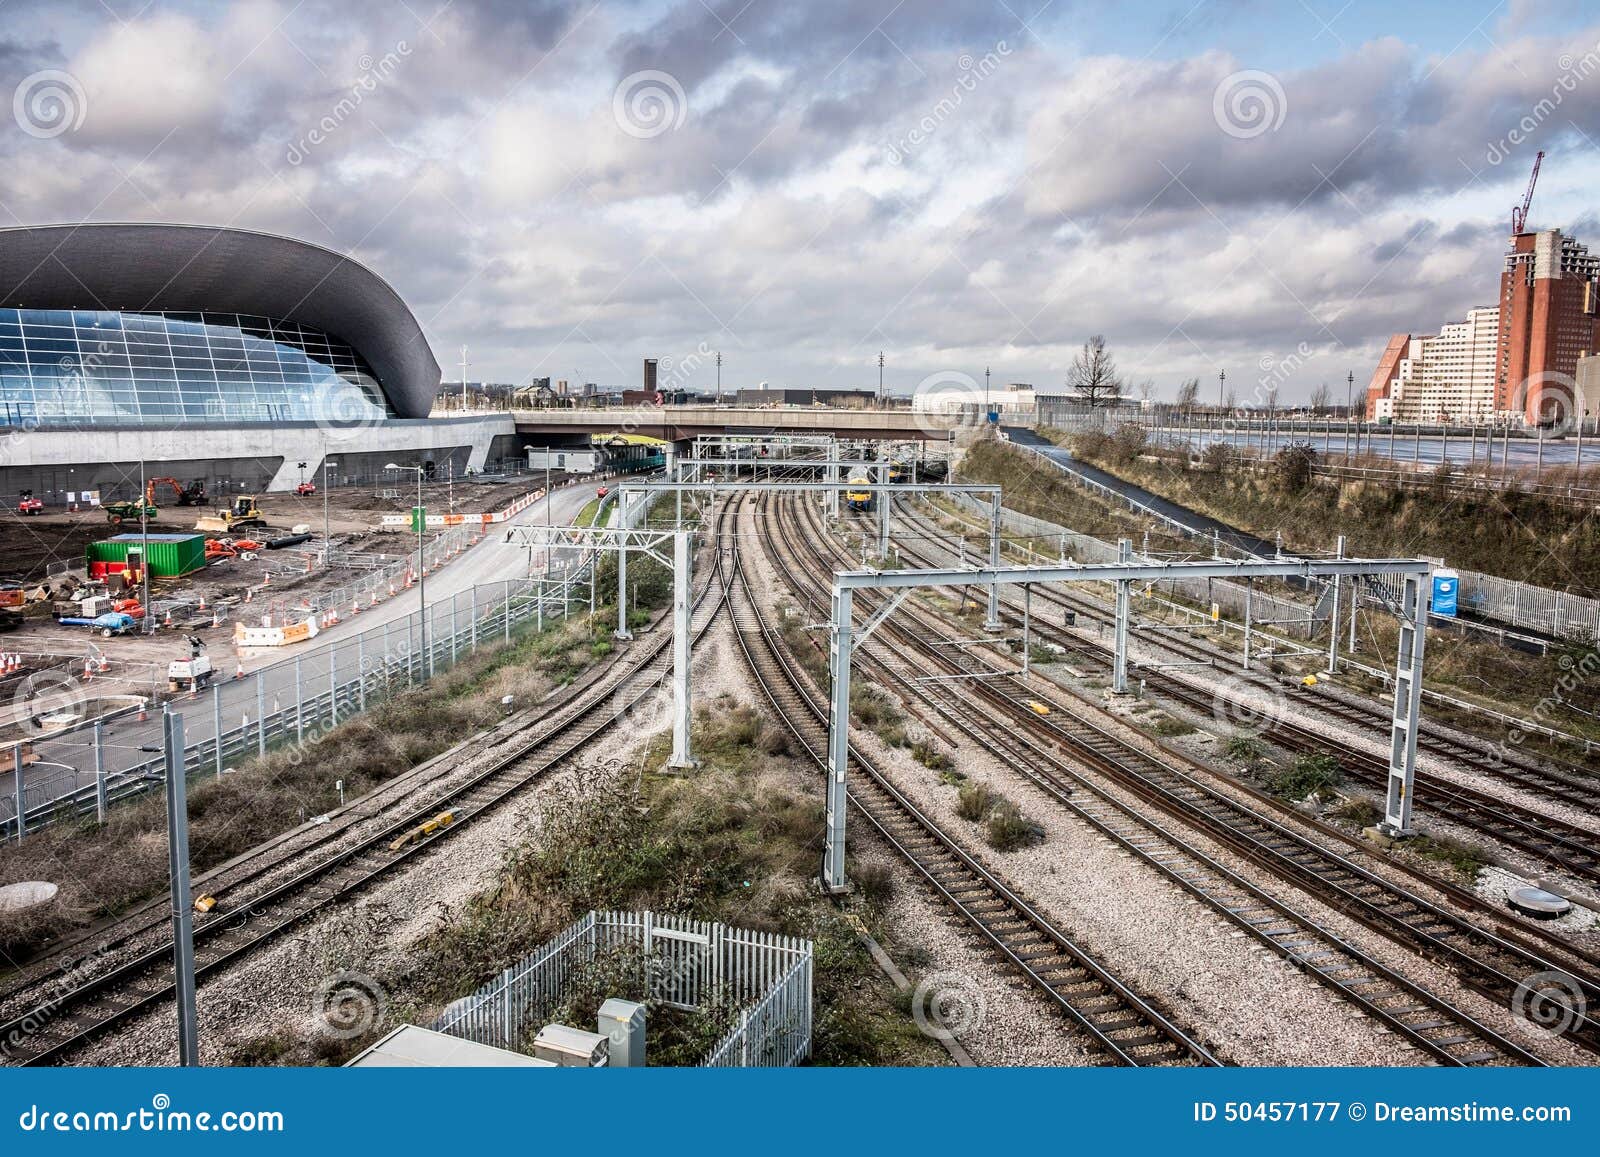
<box><xmin>0</xmin><ymin>469</ymin><xmax>580</xmax><ymax>777</ymax></box>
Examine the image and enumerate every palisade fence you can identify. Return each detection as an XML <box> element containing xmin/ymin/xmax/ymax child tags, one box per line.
<box><xmin>937</xmin><ymin>489</ymin><xmax>1323</xmax><ymax>639</ymax></box>
<box><xmin>433</xmin><ymin>909</ymin><xmax>813</xmax><ymax>1068</ymax></box>
<box><xmin>3</xmin><ymin>556</ymin><xmax>598</xmax><ymax>839</ymax></box>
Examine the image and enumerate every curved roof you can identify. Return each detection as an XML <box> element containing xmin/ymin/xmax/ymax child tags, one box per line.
<box><xmin>0</xmin><ymin>223</ymin><xmax>440</xmax><ymax>418</ymax></box>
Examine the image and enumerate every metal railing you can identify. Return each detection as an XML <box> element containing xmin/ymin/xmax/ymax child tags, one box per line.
<box><xmin>433</xmin><ymin>909</ymin><xmax>812</xmax><ymax>1067</ymax></box>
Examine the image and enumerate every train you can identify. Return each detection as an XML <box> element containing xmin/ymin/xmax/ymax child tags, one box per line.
<box><xmin>845</xmin><ymin>474</ymin><xmax>874</xmax><ymax>512</ymax></box>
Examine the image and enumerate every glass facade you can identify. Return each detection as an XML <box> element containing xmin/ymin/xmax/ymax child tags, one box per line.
<box><xmin>0</xmin><ymin>309</ymin><xmax>394</xmax><ymax>429</ymax></box>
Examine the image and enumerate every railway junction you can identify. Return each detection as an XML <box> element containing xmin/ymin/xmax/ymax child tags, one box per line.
<box><xmin>1</xmin><ymin>428</ymin><xmax>1597</xmax><ymax>1071</ymax></box>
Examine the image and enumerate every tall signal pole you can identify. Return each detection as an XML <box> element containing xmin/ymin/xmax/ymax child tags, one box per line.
<box><xmin>716</xmin><ymin>351</ymin><xmax>723</xmax><ymax>404</ymax></box>
<box><xmin>878</xmin><ymin>351</ymin><xmax>884</xmax><ymax>404</ymax></box>
<box><xmin>459</xmin><ymin>345</ymin><xmax>469</xmax><ymax>409</ymax></box>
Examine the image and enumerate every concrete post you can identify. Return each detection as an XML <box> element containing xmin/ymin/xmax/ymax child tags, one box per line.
<box><xmin>294</xmin><ymin>655</ymin><xmax>304</xmax><ymax>744</ymax></box>
<box><xmin>1112</xmin><ymin>539</ymin><xmax>1131</xmax><ymax>694</ymax></box>
<box><xmin>163</xmin><ymin>709</ymin><xmax>199</xmax><ymax>1067</ymax></box>
<box><xmin>357</xmin><ymin>633</ymin><xmax>367</xmax><ymax>712</ymax></box>
<box><xmin>616</xmin><ymin>543</ymin><xmax>632</xmax><ymax>640</ymax></box>
<box><xmin>823</xmin><ymin>584</ymin><xmax>854</xmax><ymax>893</ymax></box>
<box><xmin>212</xmin><ymin>684</ymin><xmax>223</xmax><ymax>777</ymax></box>
<box><xmin>12</xmin><ymin>741</ymin><xmax>24</xmax><ymax>843</ymax></box>
<box><xmin>667</xmin><ymin>531</ymin><xmax>695</xmax><ymax>771</ymax></box>
<box><xmin>469</xmin><ymin>586</ymin><xmax>478</xmax><ymax>653</ymax></box>
<box><xmin>94</xmin><ymin>722</ymin><xmax>107</xmax><ymax>824</ymax></box>
<box><xmin>255</xmin><ymin>672</ymin><xmax>266</xmax><ymax>756</ymax></box>
<box><xmin>504</xmin><ymin>582</ymin><xmax>512</xmax><ymax>644</ymax></box>
<box><xmin>1243</xmin><ymin>579</ymin><xmax>1254</xmax><ymax>670</ymax></box>
<box><xmin>329</xmin><ymin>644</ymin><xmax>338</xmax><ymax>729</ymax></box>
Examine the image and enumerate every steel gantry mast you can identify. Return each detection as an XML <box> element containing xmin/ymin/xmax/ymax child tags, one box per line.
<box><xmin>816</xmin><ymin>554</ymin><xmax>1432</xmax><ymax>893</ymax></box>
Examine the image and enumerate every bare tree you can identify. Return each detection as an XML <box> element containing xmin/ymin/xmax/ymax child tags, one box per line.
<box><xmin>1308</xmin><ymin>382</ymin><xmax>1331</xmax><ymax>414</ymax></box>
<box><xmin>1176</xmin><ymin>377</ymin><xmax>1199</xmax><ymax>419</ymax></box>
<box><xmin>1069</xmin><ymin>335</ymin><xmax>1122</xmax><ymax>409</ymax></box>
<box><xmin>1224</xmin><ymin>387</ymin><xmax>1237</xmax><ymax>413</ymax></box>
<box><xmin>1136</xmin><ymin>378</ymin><xmax>1155</xmax><ymax>403</ymax></box>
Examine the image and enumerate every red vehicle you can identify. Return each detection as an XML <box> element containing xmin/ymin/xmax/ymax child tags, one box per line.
<box><xmin>595</xmin><ymin>486</ymin><xmax>608</xmax><ymax>499</ymax></box>
<box><xmin>295</xmin><ymin>481</ymin><xmax>317</xmax><ymax>497</ymax></box>
<box><xmin>17</xmin><ymin>495</ymin><xmax>43</xmax><ymax>515</ymax></box>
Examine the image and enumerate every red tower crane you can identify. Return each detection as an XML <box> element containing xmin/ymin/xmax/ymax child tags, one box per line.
<box><xmin>1511</xmin><ymin>149</ymin><xmax>1543</xmax><ymax>235</ymax></box>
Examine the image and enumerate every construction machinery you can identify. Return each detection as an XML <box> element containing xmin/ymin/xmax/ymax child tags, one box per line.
<box><xmin>1511</xmin><ymin>149</ymin><xmax>1544</xmax><ymax>234</ymax></box>
<box><xmin>58</xmin><ymin>610</ymin><xmax>138</xmax><ymax>637</ymax></box>
<box><xmin>294</xmin><ymin>481</ymin><xmax>317</xmax><ymax>497</ymax></box>
<box><xmin>147</xmin><ymin>477</ymin><xmax>207</xmax><ymax>507</ymax></box>
<box><xmin>194</xmin><ymin>496</ymin><xmax>267</xmax><ymax>534</ymax></box>
<box><xmin>102</xmin><ymin>499</ymin><xmax>157</xmax><ymax>525</ymax></box>
<box><xmin>17</xmin><ymin>491</ymin><xmax>43</xmax><ymax>515</ymax></box>
<box><xmin>167</xmin><ymin>635</ymin><xmax>214</xmax><ymax>693</ymax></box>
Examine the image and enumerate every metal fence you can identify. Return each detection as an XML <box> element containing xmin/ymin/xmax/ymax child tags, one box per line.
<box><xmin>3</xmin><ymin>557</ymin><xmax>597</xmax><ymax>838</ymax></box>
<box><xmin>938</xmin><ymin>489</ymin><xmax>1322</xmax><ymax>639</ymax></box>
<box><xmin>433</xmin><ymin>909</ymin><xmax>813</xmax><ymax>1067</ymax></box>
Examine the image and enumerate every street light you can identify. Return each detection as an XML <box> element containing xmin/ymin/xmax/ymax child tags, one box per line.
<box><xmin>385</xmin><ymin>462</ymin><xmax>428</xmax><ymax>675</ymax></box>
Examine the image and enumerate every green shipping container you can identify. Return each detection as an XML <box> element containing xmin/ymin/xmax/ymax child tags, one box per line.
<box><xmin>87</xmin><ymin>533</ymin><xmax>209</xmax><ymax>577</ymax></box>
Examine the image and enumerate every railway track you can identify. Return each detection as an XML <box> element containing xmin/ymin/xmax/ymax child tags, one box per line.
<box><xmin>722</xmin><ymin>493</ymin><xmax>1217</xmax><ymax>1066</ymax></box>
<box><xmin>0</xmin><ymin>551</ymin><xmax>729</xmax><ymax>1066</ymax></box>
<box><xmin>779</xmin><ymin>492</ymin><xmax>1600</xmax><ymax>1058</ymax></box>
<box><xmin>903</xmin><ymin>496</ymin><xmax>1600</xmax><ymax>805</ymax></box>
<box><xmin>887</xmin><ymin>502</ymin><xmax>1600</xmax><ymax>892</ymax></box>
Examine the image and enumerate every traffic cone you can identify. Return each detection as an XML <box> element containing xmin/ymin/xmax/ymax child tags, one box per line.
<box><xmin>235</xmin><ymin>661</ymin><xmax>245</xmax><ymax>680</ymax></box>
<box><xmin>81</xmin><ymin>658</ymin><xmax>92</xmax><ymax>682</ymax></box>
<box><xmin>198</xmin><ymin>594</ymin><xmax>206</xmax><ymax>611</ymax></box>
<box><xmin>369</xmin><ymin>591</ymin><xmax>378</xmax><ymax>607</ymax></box>
<box><xmin>164</xmin><ymin>609</ymin><xmax>173</xmax><ymax>627</ymax></box>
<box><xmin>136</xmin><ymin>700</ymin><xmax>148</xmax><ymax>722</ymax></box>
<box><xmin>264</xmin><ymin>571</ymin><xmax>271</xmax><ymax>585</ymax></box>
<box><xmin>244</xmin><ymin>588</ymin><xmax>252</xmax><ymax>604</ymax></box>
<box><xmin>211</xmin><ymin>609</ymin><xmax>220</xmax><ymax>628</ymax></box>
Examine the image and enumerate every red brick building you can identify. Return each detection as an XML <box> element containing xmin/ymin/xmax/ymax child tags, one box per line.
<box><xmin>1496</xmin><ymin>229</ymin><xmax>1600</xmax><ymax>425</ymax></box>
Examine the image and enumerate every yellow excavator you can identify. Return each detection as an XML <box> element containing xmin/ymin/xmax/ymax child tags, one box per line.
<box><xmin>194</xmin><ymin>496</ymin><xmax>267</xmax><ymax>534</ymax></box>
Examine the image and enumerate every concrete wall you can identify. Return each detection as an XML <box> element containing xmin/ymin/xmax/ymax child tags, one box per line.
<box><xmin>0</xmin><ymin>414</ymin><xmax>513</xmax><ymax>501</ymax></box>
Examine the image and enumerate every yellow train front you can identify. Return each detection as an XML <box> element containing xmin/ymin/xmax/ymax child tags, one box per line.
<box><xmin>845</xmin><ymin>474</ymin><xmax>875</xmax><ymax>512</ymax></box>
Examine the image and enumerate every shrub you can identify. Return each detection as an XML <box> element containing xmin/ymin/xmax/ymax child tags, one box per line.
<box><xmin>1264</xmin><ymin>753</ymin><xmax>1343</xmax><ymax>800</ymax></box>
<box><xmin>955</xmin><ymin>781</ymin><xmax>997</xmax><ymax>821</ymax></box>
<box><xmin>985</xmin><ymin>801</ymin><xmax>1043</xmax><ymax>851</ymax></box>
<box><xmin>1223</xmin><ymin>733</ymin><xmax>1266</xmax><ymax>763</ymax></box>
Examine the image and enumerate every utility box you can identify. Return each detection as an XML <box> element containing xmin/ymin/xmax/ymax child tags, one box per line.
<box><xmin>598</xmin><ymin>998</ymin><xmax>646</xmax><ymax>1068</ymax></box>
<box><xmin>533</xmin><ymin>1024</ymin><xmax>609</xmax><ymax>1067</ymax></box>
<box><xmin>87</xmin><ymin>534</ymin><xmax>206</xmax><ymax>578</ymax></box>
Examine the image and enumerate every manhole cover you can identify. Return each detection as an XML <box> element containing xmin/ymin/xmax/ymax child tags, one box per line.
<box><xmin>0</xmin><ymin>881</ymin><xmax>59</xmax><ymax>913</ymax></box>
<box><xmin>1508</xmin><ymin>886</ymin><xmax>1572</xmax><ymax>919</ymax></box>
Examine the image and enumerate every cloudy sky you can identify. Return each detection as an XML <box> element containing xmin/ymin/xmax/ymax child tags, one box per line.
<box><xmin>3</xmin><ymin>0</ymin><xmax>1600</xmax><ymax>403</ymax></box>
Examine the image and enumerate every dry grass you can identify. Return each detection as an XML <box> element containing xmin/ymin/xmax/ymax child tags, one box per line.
<box><xmin>0</xmin><ymin>612</ymin><xmax>604</xmax><ymax>962</ymax></box>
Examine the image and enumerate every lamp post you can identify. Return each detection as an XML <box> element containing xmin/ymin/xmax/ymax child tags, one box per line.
<box><xmin>386</xmin><ymin>463</ymin><xmax>428</xmax><ymax>674</ymax></box>
<box><xmin>322</xmin><ymin>457</ymin><xmax>337</xmax><ymax>568</ymax></box>
<box><xmin>139</xmin><ymin>458</ymin><xmax>152</xmax><ymax>634</ymax></box>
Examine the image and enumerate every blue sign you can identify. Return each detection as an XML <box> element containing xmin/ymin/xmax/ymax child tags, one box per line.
<box><xmin>1432</xmin><ymin>572</ymin><xmax>1458</xmax><ymax>617</ymax></box>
